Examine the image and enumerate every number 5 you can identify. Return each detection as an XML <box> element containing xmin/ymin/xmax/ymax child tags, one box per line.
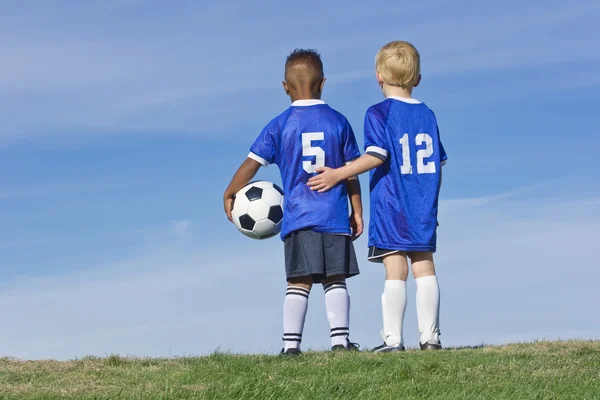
<box><xmin>302</xmin><ymin>132</ymin><xmax>325</xmax><ymax>173</ymax></box>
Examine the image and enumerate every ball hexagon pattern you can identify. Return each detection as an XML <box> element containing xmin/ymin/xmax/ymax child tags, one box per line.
<box><xmin>232</xmin><ymin>181</ymin><xmax>284</xmax><ymax>239</ymax></box>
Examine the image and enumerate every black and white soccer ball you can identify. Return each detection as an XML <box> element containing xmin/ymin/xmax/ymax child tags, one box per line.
<box><xmin>232</xmin><ymin>181</ymin><xmax>284</xmax><ymax>240</ymax></box>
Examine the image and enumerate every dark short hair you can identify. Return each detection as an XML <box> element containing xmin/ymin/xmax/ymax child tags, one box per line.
<box><xmin>285</xmin><ymin>49</ymin><xmax>324</xmax><ymax>76</ymax></box>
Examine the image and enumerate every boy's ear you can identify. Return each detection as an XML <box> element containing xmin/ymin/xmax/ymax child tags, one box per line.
<box><xmin>282</xmin><ymin>81</ymin><xmax>290</xmax><ymax>95</ymax></box>
<box><xmin>319</xmin><ymin>77</ymin><xmax>326</xmax><ymax>93</ymax></box>
<box><xmin>376</xmin><ymin>71</ymin><xmax>384</xmax><ymax>88</ymax></box>
<box><xmin>414</xmin><ymin>74</ymin><xmax>422</xmax><ymax>88</ymax></box>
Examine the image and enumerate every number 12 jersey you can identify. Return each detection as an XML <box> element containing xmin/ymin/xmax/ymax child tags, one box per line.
<box><xmin>364</xmin><ymin>96</ymin><xmax>448</xmax><ymax>253</ymax></box>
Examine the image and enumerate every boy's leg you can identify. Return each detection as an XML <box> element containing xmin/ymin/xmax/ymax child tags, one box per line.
<box><xmin>322</xmin><ymin>274</ymin><xmax>351</xmax><ymax>349</ymax></box>
<box><xmin>377</xmin><ymin>253</ymin><xmax>409</xmax><ymax>350</ymax></box>
<box><xmin>283</xmin><ymin>276</ymin><xmax>313</xmax><ymax>352</ymax></box>
<box><xmin>410</xmin><ymin>252</ymin><xmax>441</xmax><ymax>348</ymax></box>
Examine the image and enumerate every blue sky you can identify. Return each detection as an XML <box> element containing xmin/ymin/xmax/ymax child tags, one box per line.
<box><xmin>1</xmin><ymin>0</ymin><xmax>599</xmax><ymax>360</ymax></box>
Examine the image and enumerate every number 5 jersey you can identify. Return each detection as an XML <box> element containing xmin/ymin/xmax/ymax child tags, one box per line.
<box><xmin>364</xmin><ymin>96</ymin><xmax>448</xmax><ymax>252</ymax></box>
<box><xmin>249</xmin><ymin>100</ymin><xmax>361</xmax><ymax>240</ymax></box>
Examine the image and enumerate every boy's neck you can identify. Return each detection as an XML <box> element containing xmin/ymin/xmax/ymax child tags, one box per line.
<box><xmin>290</xmin><ymin>90</ymin><xmax>321</xmax><ymax>103</ymax></box>
<box><xmin>382</xmin><ymin>84</ymin><xmax>413</xmax><ymax>99</ymax></box>
<box><xmin>291</xmin><ymin>96</ymin><xmax>321</xmax><ymax>103</ymax></box>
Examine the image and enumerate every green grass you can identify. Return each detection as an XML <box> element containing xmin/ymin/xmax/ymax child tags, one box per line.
<box><xmin>1</xmin><ymin>341</ymin><xmax>599</xmax><ymax>399</ymax></box>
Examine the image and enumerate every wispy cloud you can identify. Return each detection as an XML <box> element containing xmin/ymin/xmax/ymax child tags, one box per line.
<box><xmin>170</xmin><ymin>220</ymin><xmax>192</xmax><ymax>239</ymax></box>
<box><xmin>1</xmin><ymin>1</ymin><xmax>597</xmax><ymax>362</ymax></box>
<box><xmin>439</xmin><ymin>182</ymin><xmax>550</xmax><ymax>209</ymax></box>
<box><xmin>0</xmin><ymin>181</ymin><xmax>120</xmax><ymax>200</ymax></box>
<box><xmin>0</xmin><ymin>239</ymin><xmax>53</xmax><ymax>250</ymax></box>
<box><xmin>0</xmin><ymin>224</ymin><xmax>283</xmax><ymax>360</ymax></box>
<box><xmin>0</xmin><ymin>1</ymin><xmax>597</xmax><ymax>144</ymax></box>
<box><xmin>325</xmin><ymin>3</ymin><xmax>600</xmax><ymax>82</ymax></box>
<box><xmin>1</xmin><ymin>192</ymin><xmax>598</xmax><ymax>360</ymax></box>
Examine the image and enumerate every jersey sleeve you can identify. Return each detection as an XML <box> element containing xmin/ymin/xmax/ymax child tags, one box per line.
<box><xmin>342</xmin><ymin>119</ymin><xmax>361</xmax><ymax>164</ymax></box>
<box><xmin>438</xmin><ymin>126</ymin><xmax>448</xmax><ymax>166</ymax></box>
<box><xmin>363</xmin><ymin>106</ymin><xmax>389</xmax><ymax>161</ymax></box>
<box><xmin>249</xmin><ymin>121</ymin><xmax>278</xmax><ymax>166</ymax></box>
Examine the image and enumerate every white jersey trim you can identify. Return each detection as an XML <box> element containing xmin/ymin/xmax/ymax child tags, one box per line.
<box><xmin>248</xmin><ymin>152</ymin><xmax>269</xmax><ymax>167</ymax></box>
<box><xmin>291</xmin><ymin>99</ymin><xmax>326</xmax><ymax>107</ymax></box>
<box><xmin>366</xmin><ymin>146</ymin><xmax>388</xmax><ymax>159</ymax></box>
<box><xmin>387</xmin><ymin>96</ymin><xmax>422</xmax><ymax>104</ymax></box>
<box><xmin>368</xmin><ymin>249</ymin><xmax>402</xmax><ymax>260</ymax></box>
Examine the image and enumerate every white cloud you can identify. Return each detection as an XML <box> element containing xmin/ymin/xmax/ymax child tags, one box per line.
<box><xmin>0</xmin><ymin>240</ymin><xmax>50</xmax><ymax>250</ymax></box>
<box><xmin>0</xmin><ymin>1</ymin><xmax>597</xmax><ymax>143</ymax></box>
<box><xmin>0</xmin><ymin>234</ymin><xmax>284</xmax><ymax>360</ymax></box>
<box><xmin>440</xmin><ymin>183</ymin><xmax>548</xmax><ymax>209</ymax></box>
<box><xmin>170</xmin><ymin>220</ymin><xmax>192</xmax><ymax>240</ymax></box>
<box><xmin>0</xmin><ymin>181</ymin><xmax>120</xmax><ymax>200</ymax></box>
<box><xmin>1</xmin><ymin>191</ymin><xmax>598</xmax><ymax>360</ymax></box>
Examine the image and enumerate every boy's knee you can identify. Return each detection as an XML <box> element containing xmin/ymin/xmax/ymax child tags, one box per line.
<box><xmin>288</xmin><ymin>276</ymin><xmax>313</xmax><ymax>291</ymax></box>
<box><xmin>408</xmin><ymin>251</ymin><xmax>434</xmax><ymax>263</ymax></box>
<box><xmin>321</xmin><ymin>274</ymin><xmax>346</xmax><ymax>285</ymax></box>
<box><xmin>383</xmin><ymin>253</ymin><xmax>409</xmax><ymax>280</ymax></box>
<box><xmin>409</xmin><ymin>252</ymin><xmax>436</xmax><ymax>278</ymax></box>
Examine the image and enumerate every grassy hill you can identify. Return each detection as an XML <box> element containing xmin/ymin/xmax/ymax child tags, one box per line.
<box><xmin>1</xmin><ymin>340</ymin><xmax>599</xmax><ymax>399</ymax></box>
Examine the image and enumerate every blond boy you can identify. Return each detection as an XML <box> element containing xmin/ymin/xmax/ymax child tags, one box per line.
<box><xmin>308</xmin><ymin>41</ymin><xmax>447</xmax><ymax>351</ymax></box>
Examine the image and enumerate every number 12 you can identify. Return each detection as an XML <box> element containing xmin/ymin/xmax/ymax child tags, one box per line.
<box><xmin>399</xmin><ymin>133</ymin><xmax>436</xmax><ymax>174</ymax></box>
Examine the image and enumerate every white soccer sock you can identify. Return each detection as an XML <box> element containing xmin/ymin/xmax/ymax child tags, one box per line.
<box><xmin>324</xmin><ymin>281</ymin><xmax>350</xmax><ymax>347</ymax></box>
<box><xmin>381</xmin><ymin>280</ymin><xmax>407</xmax><ymax>346</ymax></box>
<box><xmin>282</xmin><ymin>286</ymin><xmax>310</xmax><ymax>350</ymax></box>
<box><xmin>415</xmin><ymin>275</ymin><xmax>441</xmax><ymax>344</ymax></box>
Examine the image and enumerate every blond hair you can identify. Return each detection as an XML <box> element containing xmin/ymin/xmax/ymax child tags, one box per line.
<box><xmin>375</xmin><ymin>41</ymin><xmax>420</xmax><ymax>88</ymax></box>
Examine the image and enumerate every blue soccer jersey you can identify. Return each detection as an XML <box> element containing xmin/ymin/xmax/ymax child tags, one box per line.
<box><xmin>364</xmin><ymin>96</ymin><xmax>448</xmax><ymax>252</ymax></box>
<box><xmin>249</xmin><ymin>100</ymin><xmax>361</xmax><ymax>240</ymax></box>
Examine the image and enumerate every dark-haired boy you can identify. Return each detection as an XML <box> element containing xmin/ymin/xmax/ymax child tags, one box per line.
<box><xmin>223</xmin><ymin>49</ymin><xmax>363</xmax><ymax>355</ymax></box>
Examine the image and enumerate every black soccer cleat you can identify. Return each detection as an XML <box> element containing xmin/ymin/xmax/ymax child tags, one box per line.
<box><xmin>332</xmin><ymin>340</ymin><xmax>360</xmax><ymax>352</ymax></box>
<box><xmin>372</xmin><ymin>343</ymin><xmax>406</xmax><ymax>353</ymax></box>
<box><xmin>279</xmin><ymin>348</ymin><xmax>302</xmax><ymax>356</ymax></box>
<box><xmin>420</xmin><ymin>341</ymin><xmax>442</xmax><ymax>350</ymax></box>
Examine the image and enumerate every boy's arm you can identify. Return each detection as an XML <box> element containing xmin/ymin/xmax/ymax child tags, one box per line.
<box><xmin>223</xmin><ymin>158</ymin><xmax>262</xmax><ymax>221</ymax></box>
<box><xmin>345</xmin><ymin>176</ymin><xmax>363</xmax><ymax>240</ymax></box>
<box><xmin>308</xmin><ymin>154</ymin><xmax>383</xmax><ymax>193</ymax></box>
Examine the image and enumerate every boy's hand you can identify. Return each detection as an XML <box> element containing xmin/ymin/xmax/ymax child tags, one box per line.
<box><xmin>307</xmin><ymin>167</ymin><xmax>342</xmax><ymax>192</ymax></box>
<box><xmin>350</xmin><ymin>213</ymin><xmax>363</xmax><ymax>240</ymax></box>
<box><xmin>222</xmin><ymin>157</ymin><xmax>262</xmax><ymax>224</ymax></box>
<box><xmin>223</xmin><ymin>195</ymin><xmax>234</xmax><ymax>222</ymax></box>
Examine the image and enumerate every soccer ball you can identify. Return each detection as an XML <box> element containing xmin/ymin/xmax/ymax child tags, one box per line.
<box><xmin>232</xmin><ymin>181</ymin><xmax>284</xmax><ymax>239</ymax></box>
